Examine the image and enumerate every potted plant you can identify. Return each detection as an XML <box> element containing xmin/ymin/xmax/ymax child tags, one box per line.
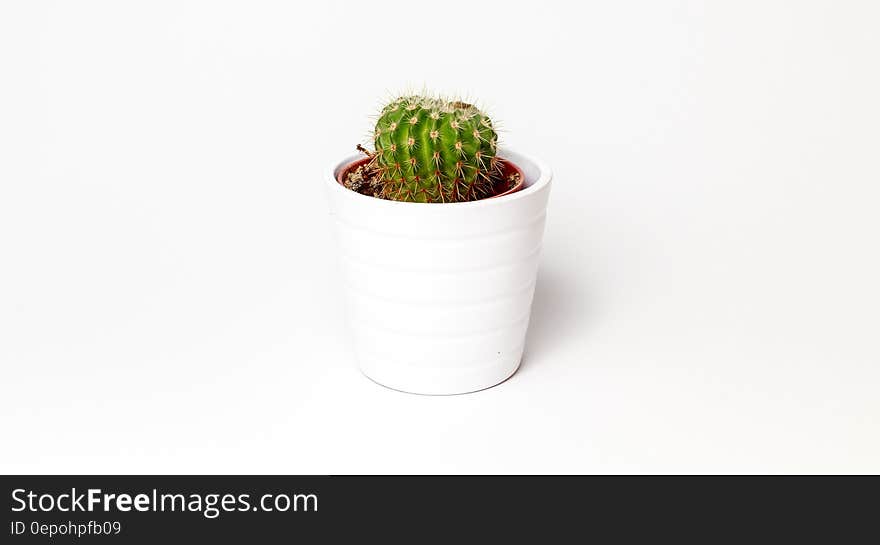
<box><xmin>325</xmin><ymin>95</ymin><xmax>552</xmax><ymax>394</ymax></box>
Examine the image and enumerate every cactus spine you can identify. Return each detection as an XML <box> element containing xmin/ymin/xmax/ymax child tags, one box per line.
<box><xmin>372</xmin><ymin>96</ymin><xmax>501</xmax><ymax>203</ymax></box>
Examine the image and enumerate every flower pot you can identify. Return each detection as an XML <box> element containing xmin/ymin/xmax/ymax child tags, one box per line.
<box><xmin>325</xmin><ymin>149</ymin><xmax>552</xmax><ymax>394</ymax></box>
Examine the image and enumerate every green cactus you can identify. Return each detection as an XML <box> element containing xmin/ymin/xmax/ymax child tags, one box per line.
<box><xmin>371</xmin><ymin>95</ymin><xmax>501</xmax><ymax>203</ymax></box>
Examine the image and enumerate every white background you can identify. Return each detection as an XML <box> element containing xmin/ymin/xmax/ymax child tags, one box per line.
<box><xmin>2</xmin><ymin>1</ymin><xmax>878</xmax><ymax>473</ymax></box>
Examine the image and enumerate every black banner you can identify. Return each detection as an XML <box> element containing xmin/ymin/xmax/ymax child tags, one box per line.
<box><xmin>2</xmin><ymin>476</ymin><xmax>875</xmax><ymax>542</ymax></box>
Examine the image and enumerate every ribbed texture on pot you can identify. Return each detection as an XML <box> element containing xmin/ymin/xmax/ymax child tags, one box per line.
<box><xmin>325</xmin><ymin>149</ymin><xmax>552</xmax><ymax>394</ymax></box>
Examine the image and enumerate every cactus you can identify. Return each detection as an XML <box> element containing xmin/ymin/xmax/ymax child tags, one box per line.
<box><xmin>371</xmin><ymin>95</ymin><xmax>502</xmax><ymax>203</ymax></box>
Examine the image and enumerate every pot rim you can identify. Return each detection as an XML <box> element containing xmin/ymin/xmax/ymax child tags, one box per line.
<box><xmin>325</xmin><ymin>147</ymin><xmax>551</xmax><ymax>209</ymax></box>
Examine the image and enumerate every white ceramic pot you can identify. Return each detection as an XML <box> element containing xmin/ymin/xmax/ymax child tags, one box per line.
<box><xmin>325</xmin><ymin>149</ymin><xmax>552</xmax><ymax>394</ymax></box>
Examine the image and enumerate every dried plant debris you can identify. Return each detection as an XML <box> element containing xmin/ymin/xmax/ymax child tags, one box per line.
<box><xmin>504</xmin><ymin>170</ymin><xmax>522</xmax><ymax>193</ymax></box>
<box><xmin>342</xmin><ymin>161</ymin><xmax>386</xmax><ymax>198</ymax></box>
